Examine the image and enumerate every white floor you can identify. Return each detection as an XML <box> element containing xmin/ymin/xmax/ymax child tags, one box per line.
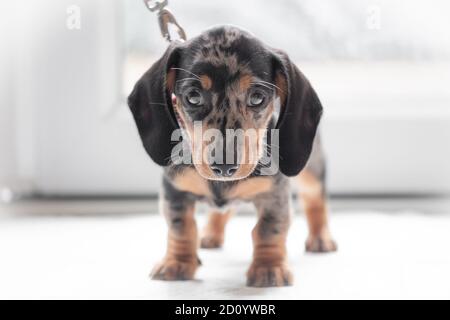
<box><xmin>1</xmin><ymin>200</ymin><xmax>450</xmax><ymax>300</ymax></box>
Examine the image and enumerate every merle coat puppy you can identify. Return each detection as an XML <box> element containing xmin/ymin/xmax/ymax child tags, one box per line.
<box><xmin>128</xmin><ymin>26</ymin><xmax>337</xmax><ymax>287</ymax></box>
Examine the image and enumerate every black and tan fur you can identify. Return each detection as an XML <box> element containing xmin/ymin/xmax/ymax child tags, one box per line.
<box><xmin>128</xmin><ymin>26</ymin><xmax>336</xmax><ymax>287</ymax></box>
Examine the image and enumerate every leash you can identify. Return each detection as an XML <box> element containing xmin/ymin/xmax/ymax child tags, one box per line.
<box><xmin>142</xmin><ymin>0</ymin><xmax>187</xmax><ymax>42</ymax></box>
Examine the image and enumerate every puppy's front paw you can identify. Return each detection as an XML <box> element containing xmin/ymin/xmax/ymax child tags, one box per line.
<box><xmin>200</xmin><ymin>235</ymin><xmax>223</xmax><ymax>249</ymax></box>
<box><xmin>246</xmin><ymin>264</ymin><xmax>293</xmax><ymax>287</ymax></box>
<box><xmin>305</xmin><ymin>233</ymin><xmax>337</xmax><ymax>253</ymax></box>
<box><xmin>150</xmin><ymin>258</ymin><xmax>199</xmax><ymax>281</ymax></box>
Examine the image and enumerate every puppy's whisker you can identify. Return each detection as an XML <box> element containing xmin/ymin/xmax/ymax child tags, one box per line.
<box><xmin>250</xmin><ymin>82</ymin><xmax>274</xmax><ymax>91</ymax></box>
<box><xmin>256</xmin><ymin>80</ymin><xmax>281</xmax><ymax>89</ymax></box>
<box><xmin>262</xmin><ymin>142</ymin><xmax>280</xmax><ymax>151</ymax></box>
<box><xmin>252</xmin><ymin>81</ymin><xmax>284</xmax><ymax>93</ymax></box>
<box><xmin>171</xmin><ymin>68</ymin><xmax>201</xmax><ymax>80</ymax></box>
<box><xmin>176</xmin><ymin>78</ymin><xmax>201</xmax><ymax>83</ymax></box>
<box><xmin>149</xmin><ymin>102</ymin><xmax>167</xmax><ymax>106</ymax></box>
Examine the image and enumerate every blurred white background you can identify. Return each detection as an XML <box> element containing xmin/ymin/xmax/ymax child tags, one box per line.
<box><xmin>1</xmin><ymin>0</ymin><xmax>450</xmax><ymax>198</ymax></box>
<box><xmin>1</xmin><ymin>0</ymin><xmax>450</xmax><ymax>300</ymax></box>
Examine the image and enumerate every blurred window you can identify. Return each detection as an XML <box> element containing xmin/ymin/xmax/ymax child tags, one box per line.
<box><xmin>122</xmin><ymin>0</ymin><xmax>450</xmax><ymax>93</ymax></box>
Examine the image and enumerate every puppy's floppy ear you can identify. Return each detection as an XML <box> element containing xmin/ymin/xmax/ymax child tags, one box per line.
<box><xmin>273</xmin><ymin>50</ymin><xmax>323</xmax><ymax>177</ymax></box>
<box><xmin>128</xmin><ymin>43</ymin><xmax>181</xmax><ymax>166</ymax></box>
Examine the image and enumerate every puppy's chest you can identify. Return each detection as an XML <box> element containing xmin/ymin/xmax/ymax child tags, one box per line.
<box><xmin>172</xmin><ymin>168</ymin><xmax>273</xmax><ymax>206</ymax></box>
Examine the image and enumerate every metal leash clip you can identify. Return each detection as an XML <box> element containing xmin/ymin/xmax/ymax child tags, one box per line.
<box><xmin>143</xmin><ymin>0</ymin><xmax>187</xmax><ymax>42</ymax></box>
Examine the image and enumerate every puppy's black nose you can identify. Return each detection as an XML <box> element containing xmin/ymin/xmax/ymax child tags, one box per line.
<box><xmin>211</xmin><ymin>164</ymin><xmax>238</xmax><ymax>177</ymax></box>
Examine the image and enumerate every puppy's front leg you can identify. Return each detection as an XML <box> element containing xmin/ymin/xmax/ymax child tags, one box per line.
<box><xmin>200</xmin><ymin>209</ymin><xmax>234</xmax><ymax>249</ymax></box>
<box><xmin>151</xmin><ymin>181</ymin><xmax>200</xmax><ymax>281</ymax></box>
<box><xmin>247</xmin><ymin>182</ymin><xmax>293</xmax><ymax>287</ymax></box>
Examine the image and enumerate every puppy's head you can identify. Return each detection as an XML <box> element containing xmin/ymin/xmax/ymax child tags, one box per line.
<box><xmin>129</xmin><ymin>26</ymin><xmax>323</xmax><ymax>180</ymax></box>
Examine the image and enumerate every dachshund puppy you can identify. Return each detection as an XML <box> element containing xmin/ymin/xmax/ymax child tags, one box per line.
<box><xmin>128</xmin><ymin>26</ymin><xmax>336</xmax><ymax>287</ymax></box>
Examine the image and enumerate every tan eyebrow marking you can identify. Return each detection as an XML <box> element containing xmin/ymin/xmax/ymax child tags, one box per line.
<box><xmin>200</xmin><ymin>75</ymin><xmax>212</xmax><ymax>90</ymax></box>
<box><xmin>166</xmin><ymin>69</ymin><xmax>176</xmax><ymax>92</ymax></box>
<box><xmin>275</xmin><ymin>72</ymin><xmax>287</xmax><ymax>106</ymax></box>
<box><xmin>239</xmin><ymin>74</ymin><xmax>253</xmax><ymax>92</ymax></box>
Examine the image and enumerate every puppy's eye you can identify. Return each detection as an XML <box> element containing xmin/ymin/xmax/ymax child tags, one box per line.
<box><xmin>248</xmin><ymin>91</ymin><xmax>265</xmax><ymax>107</ymax></box>
<box><xmin>185</xmin><ymin>89</ymin><xmax>204</xmax><ymax>106</ymax></box>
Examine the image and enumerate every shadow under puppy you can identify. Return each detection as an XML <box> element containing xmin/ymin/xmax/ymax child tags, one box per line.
<box><xmin>128</xmin><ymin>26</ymin><xmax>337</xmax><ymax>287</ymax></box>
